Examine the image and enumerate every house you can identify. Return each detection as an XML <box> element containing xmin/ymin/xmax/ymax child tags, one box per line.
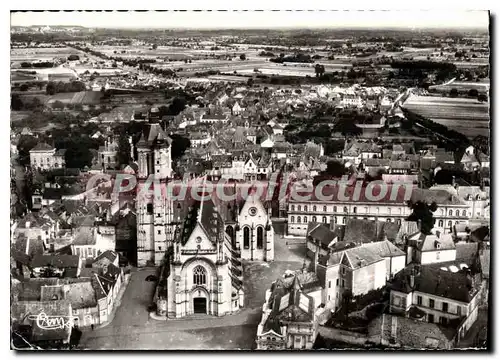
<box><xmin>256</xmin><ymin>270</ymin><xmax>322</xmax><ymax>350</ymax></box>
<box><xmin>29</xmin><ymin>143</ymin><xmax>66</xmax><ymax>171</ymax></box>
<box><xmin>30</xmin><ymin>254</ymin><xmax>82</xmax><ymax>278</ymax></box>
<box><xmin>70</xmin><ymin>223</ymin><xmax>116</xmax><ymax>260</ymax></box>
<box><xmin>389</xmin><ymin>263</ymin><xmax>483</xmax><ymax>342</ymax></box>
<box><xmin>317</xmin><ymin>239</ymin><xmax>405</xmax><ymax>312</ymax></box>
<box><xmin>306</xmin><ymin>222</ymin><xmax>338</xmax><ymax>262</ymax></box>
<box><xmin>406</xmin><ymin>230</ymin><xmax>456</xmax><ymax>265</ymax></box>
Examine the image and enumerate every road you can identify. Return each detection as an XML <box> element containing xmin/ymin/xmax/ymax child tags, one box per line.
<box><xmin>79</xmin><ymin>235</ymin><xmax>307</xmax><ymax>350</ymax></box>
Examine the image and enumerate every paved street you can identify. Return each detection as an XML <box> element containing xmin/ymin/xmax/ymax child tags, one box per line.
<box><xmin>79</xmin><ymin>234</ymin><xmax>307</xmax><ymax>350</ymax></box>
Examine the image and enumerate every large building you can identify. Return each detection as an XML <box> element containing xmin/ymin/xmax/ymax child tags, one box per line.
<box><xmin>29</xmin><ymin>143</ymin><xmax>66</xmax><ymax>171</ymax></box>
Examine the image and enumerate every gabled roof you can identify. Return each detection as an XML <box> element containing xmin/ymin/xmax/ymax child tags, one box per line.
<box><xmin>390</xmin><ymin>263</ymin><xmax>481</xmax><ymax>303</ymax></box>
<box><xmin>30</xmin><ymin>143</ymin><xmax>54</xmax><ymax>152</ymax></box>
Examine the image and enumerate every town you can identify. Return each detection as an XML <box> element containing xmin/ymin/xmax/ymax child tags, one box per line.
<box><xmin>10</xmin><ymin>12</ymin><xmax>490</xmax><ymax>351</ymax></box>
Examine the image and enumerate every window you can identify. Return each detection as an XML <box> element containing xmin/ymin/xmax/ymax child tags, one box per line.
<box><xmin>393</xmin><ymin>295</ymin><xmax>401</xmax><ymax>306</ymax></box>
<box><xmin>458</xmin><ymin>306</ymin><xmax>462</xmax><ymax>316</ymax></box>
<box><xmin>342</xmin><ymin>267</ymin><xmax>346</xmax><ymax>275</ymax></box>
<box><xmin>257</xmin><ymin>227</ymin><xmax>264</xmax><ymax>249</ymax></box>
<box><xmin>448</xmin><ymin>221</ymin><xmax>452</xmax><ymax>228</ymax></box>
<box><xmin>343</xmin><ymin>206</ymin><xmax>348</xmax><ymax>213</ymax></box>
<box><xmin>353</xmin><ymin>207</ymin><xmax>357</xmax><ymax>214</ymax></box>
<box><xmin>442</xmin><ymin>302</ymin><xmax>448</xmax><ymax>312</ymax></box>
<box><xmin>323</xmin><ymin>206</ymin><xmax>327</xmax><ymax>212</ymax></box>
<box><xmin>428</xmin><ymin>314</ymin><xmax>434</xmax><ymax>323</ymax></box>
<box><xmin>298</xmin><ymin>205</ymin><xmax>302</xmax><ymax>211</ymax></box>
<box><xmin>193</xmin><ymin>266</ymin><xmax>207</xmax><ymax>285</ymax></box>
<box><xmin>158</xmin><ymin>246</ymin><xmax>162</xmax><ymax>251</ymax></box>
<box><xmin>147</xmin><ymin>204</ymin><xmax>153</xmax><ymax>214</ymax></box>
<box><xmin>304</xmin><ymin>206</ymin><xmax>308</xmax><ymax>212</ymax></box>
<box><xmin>455</xmin><ymin>210</ymin><xmax>460</xmax><ymax>217</ymax></box>
<box><xmin>312</xmin><ymin>216</ymin><xmax>317</xmax><ymax>222</ymax></box>
<box><xmin>322</xmin><ymin>216</ymin><xmax>327</xmax><ymax>223</ymax></box>
<box><xmin>438</xmin><ymin>220</ymin><xmax>444</xmax><ymax>227</ymax></box>
<box><xmin>429</xmin><ymin>299</ymin><xmax>435</xmax><ymax>309</ymax></box>
<box><xmin>157</xmin><ymin>230</ymin><xmax>161</xmax><ymax>235</ymax></box>
<box><xmin>462</xmin><ymin>210</ymin><xmax>467</xmax><ymax>217</ymax></box>
<box><xmin>243</xmin><ymin>227</ymin><xmax>250</xmax><ymax>249</ymax></box>
<box><xmin>341</xmin><ymin>279</ymin><xmax>345</xmax><ymax>288</ymax></box>
<box><xmin>291</xmin><ymin>216</ymin><xmax>295</xmax><ymax>223</ymax></box>
<box><xmin>313</xmin><ymin>205</ymin><xmax>317</xmax><ymax>212</ymax></box>
<box><xmin>333</xmin><ymin>206</ymin><xmax>337</xmax><ymax>213</ymax></box>
<box><xmin>297</xmin><ymin>217</ymin><xmax>301</xmax><ymax>223</ymax></box>
<box><xmin>439</xmin><ymin>317</ymin><xmax>448</xmax><ymax>325</ymax></box>
<box><xmin>449</xmin><ymin>210</ymin><xmax>453</xmax><ymax>216</ymax></box>
<box><xmin>291</xmin><ymin>205</ymin><xmax>295</xmax><ymax>211</ymax></box>
<box><xmin>303</xmin><ymin>216</ymin><xmax>307</xmax><ymax>223</ymax></box>
<box><xmin>342</xmin><ymin>217</ymin><xmax>346</xmax><ymax>224</ymax></box>
<box><xmin>417</xmin><ymin>296</ymin><xmax>422</xmax><ymax>306</ymax></box>
<box><xmin>157</xmin><ymin>213</ymin><xmax>161</xmax><ymax>218</ymax></box>
<box><xmin>336</xmin><ymin>279</ymin><xmax>339</xmax><ymax>286</ymax></box>
<box><xmin>328</xmin><ymin>281</ymin><xmax>331</xmax><ymax>288</ymax></box>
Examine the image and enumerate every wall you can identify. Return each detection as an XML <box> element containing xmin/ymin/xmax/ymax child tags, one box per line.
<box><xmin>419</xmin><ymin>249</ymin><xmax>456</xmax><ymax>265</ymax></box>
<box><xmin>352</xmin><ymin>260</ymin><xmax>386</xmax><ymax>296</ymax></box>
<box><xmin>318</xmin><ymin>326</ymin><xmax>369</xmax><ymax>346</ymax></box>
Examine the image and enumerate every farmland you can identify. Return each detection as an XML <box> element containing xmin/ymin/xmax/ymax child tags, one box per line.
<box><xmin>402</xmin><ymin>94</ymin><xmax>490</xmax><ymax>138</ymax></box>
<box><xmin>17</xmin><ymin>91</ymin><xmax>103</xmax><ymax>106</ymax></box>
<box><xmin>11</xmin><ymin>47</ymin><xmax>84</xmax><ymax>64</ymax></box>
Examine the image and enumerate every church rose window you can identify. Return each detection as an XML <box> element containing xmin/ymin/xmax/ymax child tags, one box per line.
<box><xmin>193</xmin><ymin>265</ymin><xmax>207</xmax><ymax>286</ymax></box>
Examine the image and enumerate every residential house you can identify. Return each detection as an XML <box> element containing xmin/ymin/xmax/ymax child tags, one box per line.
<box><xmin>29</xmin><ymin>143</ymin><xmax>66</xmax><ymax>171</ymax></box>
<box><xmin>30</xmin><ymin>254</ymin><xmax>82</xmax><ymax>278</ymax></box>
<box><xmin>256</xmin><ymin>270</ymin><xmax>322</xmax><ymax>350</ymax></box>
<box><xmin>406</xmin><ymin>230</ymin><xmax>456</xmax><ymax>265</ymax></box>
<box><xmin>389</xmin><ymin>263</ymin><xmax>483</xmax><ymax>342</ymax></box>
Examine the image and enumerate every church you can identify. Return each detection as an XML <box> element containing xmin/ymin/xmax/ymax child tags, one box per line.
<box><xmin>133</xmin><ymin>116</ymin><xmax>275</xmax><ymax>318</ymax></box>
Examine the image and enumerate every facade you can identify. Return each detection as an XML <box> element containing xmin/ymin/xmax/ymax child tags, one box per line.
<box><xmin>236</xmin><ymin>193</ymin><xmax>275</xmax><ymax>261</ymax></box>
<box><xmin>164</xmin><ymin>199</ymin><xmax>244</xmax><ymax>318</ymax></box>
<box><xmin>389</xmin><ymin>263</ymin><xmax>483</xmax><ymax>339</ymax></box>
<box><xmin>29</xmin><ymin>143</ymin><xmax>66</xmax><ymax>171</ymax></box>
<box><xmin>287</xmin><ymin>186</ymin><xmax>470</xmax><ymax>237</ymax></box>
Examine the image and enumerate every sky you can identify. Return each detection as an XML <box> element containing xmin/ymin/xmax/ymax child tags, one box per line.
<box><xmin>11</xmin><ymin>10</ymin><xmax>490</xmax><ymax>30</ymax></box>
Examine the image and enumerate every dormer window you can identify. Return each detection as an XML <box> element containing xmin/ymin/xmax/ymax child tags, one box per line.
<box><xmin>435</xmin><ymin>241</ymin><xmax>441</xmax><ymax>249</ymax></box>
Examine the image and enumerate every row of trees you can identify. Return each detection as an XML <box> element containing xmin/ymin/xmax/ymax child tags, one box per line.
<box><xmin>46</xmin><ymin>80</ymin><xmax>86</xmax><ymax>95</ymax></box>
<box><xmin>20</xmin><ymin>61</ymin><xmax>55</xmax><ymax>68</ymax></box>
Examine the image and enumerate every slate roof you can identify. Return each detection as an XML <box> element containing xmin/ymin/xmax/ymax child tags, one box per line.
<box><xmin>30</xmin><ymin>254</ymin><xmax>79</xmax><ymax>269</ymax></box>
<box><xmin>455</xmin><ymin>242</ymin><xmax>479</xmax><ymax>261</ymax></box>
<box><xmin>408</xmin><ymin>231</ymin><xmax>455</xmax><ymax>252</ymax></box>
<box><xmin>30</xmin><ymin>143</ymin><xmax>54</xmax><ymax>152</ymax></box>
<box><xmin>389</xmin><ymin>264</ymin><xmax>480</xmax><ymax>303</ymax></box>
<box><xmin>479</xmin><ymin>250</ymin><xmax>490</xmax><ymax>279</ymax></box>
<box><xmin>306</xmin><ymin>222</ymin><xmax>337</xmax><ymax>248</ymax></box>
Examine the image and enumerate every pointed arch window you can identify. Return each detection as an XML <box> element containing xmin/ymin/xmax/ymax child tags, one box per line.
<box><xmin>257</xmin><ymin>227</ymin><xmax>264</xmax><ymax>249</ymax></box>
<box><xmin>193</xmin><ymin>266</ymin><xmax>207</xmax><ymax>286</ymax></box>
<box><xmin>243</xmin><ymin>227</ymin><xmax>250</xmax><ymax>249</ymax></box>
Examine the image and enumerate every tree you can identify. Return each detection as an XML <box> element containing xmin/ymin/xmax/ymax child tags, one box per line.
<box><xmin>46</xmin><ymin>82</ymin><xmax>56</xmax><ymax>95</ymax></box>
<box><xmin>477</xmin><ymin>93</ymin><xmax>488</xmax><ymax>102</ymax></box>
<box><xmin>323</xmin><ymin>160</ymin><xmax>347</xmax><ymax>177</ymax></box>
<box><xmin>468</xmin><ymin>89</ymin><xmax>479</xmax><ymax>98</ymax></box>
<box><xmin>406</xmin><ymin>200</ymin><xmax>436</xmax><ymax>235</ymax></box>
<box><xmin>170</xmin><ymin>134</ymin><xmax>191</xmax><ymax>159</ymax></box>
<box><xmin>450</xmin><ymin>88</ymin><xmax>458</xmax><ymax>97</ymax></box>
<box><xmin>152</xmin><ymin>44</ymin><xmax>158</xmax><ymax>50</ymax></box>
<box><xmin>17</xmin><ymin>135</ymin><xmax>38</xmax><ymax>166</ymax></box>
<box><xmin>52</xmin><ymin>100</ymin><xmax>65</xmax><ymax>110</ymax></box>
<box><xmin>19</xmin><ymin>84</ymin><xmax>29</xmax><ymax>92</ymax></box>
<box><xmin>240</xmin><ymin>54</ymin><xmax>246</xmax><ymax>61</ymax></box>
<box><xmin>168</xmin><ymin>97</ymin><xmax>186</xmax><ymax>116</ymax></box>
<box><xmin>117</xmin><ymin>136</ymin><xmax>131</xmax><ymax>167</ymax></box>
<box><xmin>64</xmin><ymin>139</ymin><xmax>94</xmax><ymax>169</ymax></box>
<box><xmin>11</xmin><ymin>94</ymin><xmax>23</xmax><ymax>111</ymax></box>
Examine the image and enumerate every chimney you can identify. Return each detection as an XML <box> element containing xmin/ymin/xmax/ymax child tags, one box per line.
<box><xmin>409</xmin><ymin>274</ymin><xmax>415</xmax><ymax>288</ymax></box>
<box><xmin>417</xmin><ymin>219</ymin><xmax>421</xmax><ymax>232</ymax></box>
<box><xmin>435</xmin><ymin>231</ymin><xmax>441</xmax><ymax>239</ymax></box>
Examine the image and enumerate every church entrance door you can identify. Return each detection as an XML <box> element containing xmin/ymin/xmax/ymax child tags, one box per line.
<box><xmin>193</xmin><ymin>297</ymin><xmax>207</xmax><ymax>314</ymax></box>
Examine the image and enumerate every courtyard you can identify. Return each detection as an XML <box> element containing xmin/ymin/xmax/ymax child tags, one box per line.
<box><xmin>79</xmin><ymin>234</ymin><xmax>308</xmax><ymax>350</ymax></box>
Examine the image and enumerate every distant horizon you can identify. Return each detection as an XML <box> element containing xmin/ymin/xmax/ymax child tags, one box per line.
<box><xmin>10</xmin><ymin>10</ymin><xmax>490</xmax><ymax>30</ymax></box>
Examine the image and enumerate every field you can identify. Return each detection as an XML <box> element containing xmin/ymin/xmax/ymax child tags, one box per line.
<box><xmin>402</xmin><ymin>94</ymin><xmax>490</xmax><ymax>138</ymax></box>
<box><xmin>19</xmin><ymin>91</ymin><xmax>103</xmax><ymax>105</ymax></box>
<box><xmin>10</xmin><ymin>47</ymin><xmax>83</xmax><ymax>63</ymax></box>
<box><xmin>429</xmin><ymin>80</ymin><xmax>490</xmax><ymax>93</ymax></box>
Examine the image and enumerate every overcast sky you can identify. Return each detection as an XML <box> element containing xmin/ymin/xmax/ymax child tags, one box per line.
<box><xmin>11</xmin><ymin>10</ymin><xmax>489</xmax><ymax>29</ymax></box>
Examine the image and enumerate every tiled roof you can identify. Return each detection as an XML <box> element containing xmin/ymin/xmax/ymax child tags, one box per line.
<box><xmin>30</xmin><ymin>254</ymin><xmax>79</xmax><ymax>269</ymax></box>
<box><xmin>30</xmin><ymin>143</ymin><xmax>54</xmax><ymax>152</ymax></box>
